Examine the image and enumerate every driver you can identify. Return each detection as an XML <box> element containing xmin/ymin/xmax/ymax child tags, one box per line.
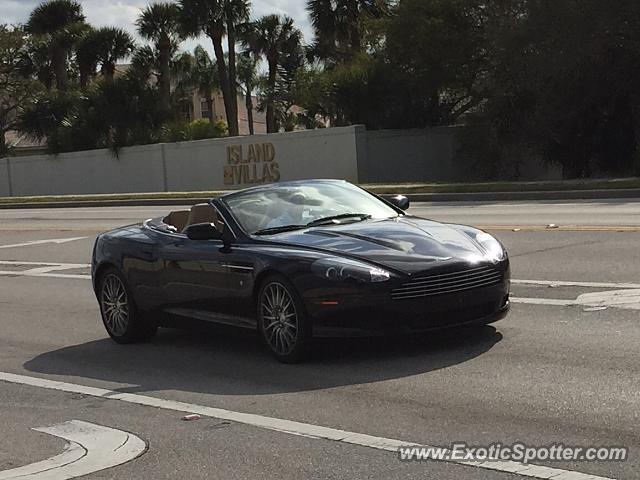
<box><xmin>266</xmin><ymin>191</ymin><xmax>307</xmax><ymax>229</ymax></box>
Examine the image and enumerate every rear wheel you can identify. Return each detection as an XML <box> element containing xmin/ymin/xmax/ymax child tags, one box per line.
<box><xmin>98</xmin><ymin>267</ymin><xmax>157</xmax><ymax>344</ymax></box>
<box><xmin>257</xmin><ymin>275</ymin><xmax>312</xmax><ymax>363</ymax></box>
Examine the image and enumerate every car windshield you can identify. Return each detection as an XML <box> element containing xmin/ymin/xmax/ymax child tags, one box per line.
<box><xmin>224</xmin><ymin>182</ymin><xmax>399</xmax><ymax>235</ymax></box>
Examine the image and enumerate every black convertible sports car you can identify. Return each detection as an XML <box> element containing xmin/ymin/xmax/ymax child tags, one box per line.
<box><xmin>92</xmin><ymin>179</ymin><xmax>510</xmax><ymax>362</ymax></box>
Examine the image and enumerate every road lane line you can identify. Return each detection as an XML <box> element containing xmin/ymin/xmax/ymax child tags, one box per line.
<box><xmin>0</xmin><ymin>237</ymin><xmax>87</xmax><ymax>249</ymax></box>
<box><xmin>0</xmin><ymin>420</ymin><xmax>146</xmax><ymax>479</ymax></box>
<box><xmin>0</xmin><ymin>372</ymin><xmax>613</xmax><ymax>480</ymax></box>
<box><xmin>0</xmin><ymin>261</ymin><xmax>91</xmax><ymax>280</ymax></box>
<box><xmin>0</xmin><ymin>271</ymin><xmax>92</xmax><ymax>280</ymax></box>
<box><xmin>477</xmin><ymin>225</ymin><xmax>640</xmax><ymax>232</ymax></box>
<box><xmin>0</xmin><ymin>261</ymin><xmax>90</xmax><ymax>267</ymax></box>
<box><xmin>2</xmin><ymin>261</ymin><xmax>638</xmax><ymax>291</ymax></box>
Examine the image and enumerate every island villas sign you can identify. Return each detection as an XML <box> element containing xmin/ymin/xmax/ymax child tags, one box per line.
<box><xmin>224</xmin><ymin>143</ymin><xmax>281</xmax><ymax>186</ymax></box>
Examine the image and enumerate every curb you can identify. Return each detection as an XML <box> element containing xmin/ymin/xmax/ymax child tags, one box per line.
<box><xmin>402</xmin><ymin>188</ymin><xmax>640</xmax><ymax>202</ymax></box>
<box><xmin>1</xmin><ymin>188</ymin><xmax>640</xmax><ymax>209</ymax></box>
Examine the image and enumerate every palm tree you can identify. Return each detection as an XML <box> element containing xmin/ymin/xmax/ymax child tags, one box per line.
<box><xmin>224</xmin><ymin>0</ymin><xmax>250</xmax><ymax>135</ymax></box>
<box><xmin>175</xmin><ymin>46</ymin><xmax>220</xmax><ymax>122</ymax></box>
<box><xmin>307</xmin><ymin>0</ymin><xmax>388</xmax><ymax>63</ymax></box>
<box><xmin>24</xmin><ymin>35</ymin><xmax>56</xmax><ymax>90</ymax></box>
<box><xmin>243</xmin><ymin>14</ymin><xmax>302</xmax><ymax>133</ymax></box>
<box><xmin>94</xmin><ymin>27</ymin><xmax>136</xmax><ymax>81</ymax></box>
<box><xmin>25</xmin><ymin>0</ymin><xmax>86</xmax><ymax>91</ymax></box>
<box><xmin>75</xmin><ymin>28</ymin><xmax>100</xmax><ymax>89</ymax></box>
<box><xmin>136</xmin><ymin>2</ymin><xmax>182</xmax><ymax>111</ymax></box>
<box><xmin>236</xmin><ymin>51</ymin><xmax>258</xmax><ymax>134</ymax></box>
<box><xmin>127</xmin><ymin>45</ymin><xmax>157</xmax><ymax>84</ymax></box>
<box><xmin>179</xmin><ymin>0</ymin><xmax>248</xmax><ymax>137</ymax></box>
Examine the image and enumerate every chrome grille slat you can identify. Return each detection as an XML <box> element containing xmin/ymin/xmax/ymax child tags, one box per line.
<box><xmin>392</xmin><ymin>276</ymin><xmax>502</xmax><ymax>299</ymax></box>
<box><xmin>391</xmin><ymin>266</ymin><xmax>503</xmax><ymax>300</ymax></box>
<box><xmin>408</xmin><ymin>266</ymin><xmax>492</xmax><ymax>283</ymax></box>
<box><xmin>395</xmin><ymin>271</ymin><xmax>501</xmax><ymax>291</ymax></box>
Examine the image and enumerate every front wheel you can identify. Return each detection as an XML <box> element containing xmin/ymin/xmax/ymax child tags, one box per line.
<box><xmin>98</xmin><ymin>267</ymin><xmax>157</xmax><ymax>344</ymax></box>
<box><xmin>257</xmin><ymin>275</ymin><xmax>312</xmax><ymax>363</ymax></box>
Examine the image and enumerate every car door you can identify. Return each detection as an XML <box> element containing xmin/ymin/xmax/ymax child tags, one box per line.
<box><xmin>158</xmin><ymin>234</ymin><xmax>257</xmax><ymax>328</ymax></box>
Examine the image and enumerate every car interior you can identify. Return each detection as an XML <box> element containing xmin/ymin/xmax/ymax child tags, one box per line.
<box><xmin>163</xmin><ymin>203</ymin><xmax>225</xmax><ymax>235</ymax></box>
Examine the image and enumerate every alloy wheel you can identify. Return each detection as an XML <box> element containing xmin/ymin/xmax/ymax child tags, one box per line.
<box><xmin>101</xmin><ymin>273</ymin><xmax>130</xmax><ymax>337</ymax></box>
<box><xmin>260</xmin><ymin>282</ymin><xmax>299</xmax><ymax>356</ymax></box>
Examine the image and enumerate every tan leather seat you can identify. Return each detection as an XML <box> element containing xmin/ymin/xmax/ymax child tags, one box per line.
<box><xmin>182</xmin><ymin>203</ymin><xmax>225</xmax><ymax>233</ymax></box>
<box><xmin>163</xmin><ymin>210</ymin><xmax>190</xmax><ymax>232</ymax></box>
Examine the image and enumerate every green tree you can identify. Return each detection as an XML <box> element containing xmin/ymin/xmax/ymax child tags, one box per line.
<box><xmin>307</xmin><ymin>0</ymin><xmax>388</xmax><ymax>63</ymax></box>
<box><xmin>94</xmin><ymin>27</ymin><xmax>136</xmax><ymax>81</ymax></box>
<box><xmin>23</xmin><ymin>36</ymin><xmax>55</xmax><ymax>90</ymax></box>
<box><xmin>0</xmin><ymin>25</ymin><xmax>43</xmax><ymax>155</ymax></box>
<box><xmin>136</xmin><ymin>2</ymin><xmax>182</xmax><ymax>111</ymax></box>
<box><xmin>25</xmin><ymin>0</ymin><xmax>86</xmax><ymax>91</ymax></box>
<box><xmin>383</xmin><ymin>0</ymin><xmax>486</xmax><ymax>126</ymax></box>
<box><xmin>242</xmin><ymin>14</ymin><xmax>302</xmax><ymax>133</ymax></box>
<box><xmin>465</xmin><ymin>0</ymin><xmax>640</xmax><ymax>177</ymax></box>
<box><xmin>75</xmin><ymin>27</ymin><xmax>100</xmax><ymax>89</ymax></box>
<box><xmin>76</xmin><ymin>27</ymin><xmax>134</xmax><ymax>88</ymax></box>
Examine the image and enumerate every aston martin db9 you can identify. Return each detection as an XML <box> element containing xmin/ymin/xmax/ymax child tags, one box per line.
<box><xmin>92</xmin><ymin>179</ymin><xmax>510</xmax><ymax>362</ymax></box>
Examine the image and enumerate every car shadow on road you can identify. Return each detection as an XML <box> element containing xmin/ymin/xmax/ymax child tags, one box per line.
<box><xmin>23</xmin><ymin>324</ymin><xmax>502</xmax><ymax>396</ymax></box>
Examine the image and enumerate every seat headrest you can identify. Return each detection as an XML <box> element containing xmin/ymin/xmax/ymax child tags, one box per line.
<box><xmin>163</xmin><ymin>210</ymin><xmax>190</xmax><ymax>232</ymax></box>
<box><xmin>182</xmin><ymin>203</ymin><xmax>225</xmax><ymax>234</ymax></box>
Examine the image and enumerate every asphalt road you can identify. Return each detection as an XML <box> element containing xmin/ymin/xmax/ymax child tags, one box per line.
<box><xmin>1</xmin><ymin>199</ymin><xmax>639</xmax><ymax>479</ymax></box>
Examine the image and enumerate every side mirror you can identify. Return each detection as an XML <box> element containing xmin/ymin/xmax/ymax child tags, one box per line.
<box><xmin>387</xmin><ymin>194</ymin><xmax>410</xmax><ymax>211</ymax></box>
<box><xmin>185</xmin><ymin>223</ymin><xmax>222</xmax><ymax>241</ymax></box>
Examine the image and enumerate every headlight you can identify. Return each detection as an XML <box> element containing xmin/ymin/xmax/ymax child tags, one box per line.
<box><xmin>311</xmin><ymin>258</ymin><xmax>391</xmax><ymax>283</ymax></box>
<box><xmin>475</xmin><ymin>232</ymin><xmax>506</xmax><ymax>261</ymax></box>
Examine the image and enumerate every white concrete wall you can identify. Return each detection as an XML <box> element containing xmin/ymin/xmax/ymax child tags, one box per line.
<box><xmin>0</xmin><ymin>125</ymin><xmax>564</xmax><ymax>197</ymax></box>
<box><xmin>7</xmin><ymin>144</ymin><xmax>166</xmax><ymax>196</ymax></box>
<box><xmin>164</xmin><ymin>126</ymin><xmax>359</xmax><ymax>191</ymax></box>
<box><xmin>1</xmin><ymin>126</ymin><xmax>360</xmax><ymax>196</ymax></box>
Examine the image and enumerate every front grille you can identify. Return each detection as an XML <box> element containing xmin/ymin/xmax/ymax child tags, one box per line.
<box><xmin>391</xmin><ymin>265</ymin><xmax>503</xmax><ymax>300</ymax></box>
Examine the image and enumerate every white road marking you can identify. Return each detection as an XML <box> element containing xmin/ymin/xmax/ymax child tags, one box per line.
<box><xmin>0</xmin><ymin>419</ymin><xmax>145</xmax><ymax>479</ymax></box>
<box><xmin>0</xmin><ymin>443</ymin><xmax>85</xmax><ymax>480</ymax></box>
<box><xmin>0</xmin><ymin>237</ymin><xmax>87</xmax><ymax>250</ymax></box>
<box><xmin>0</xmin><ymin>372</ymin><xmax>613</xmax><ymax>480</ymax></box>
<box><xmin>0</xmin><ymin>271</ymin><xmax>92</xmax><ymax>280</ymax></box>
<box><xmin>1</xmin><ymin>261</ymin><xmax>639</xmax><ymax>311</ymax></box>
<box><xmin>513</xmin><ymin>279</ymin><xmax>640</xmax><ymax>289</ymax></box>
<box><xmin>0</xmin><ymin>260</ymin><xmax>90</xmax><ymax>267</ymax></box>
<box><xmin>511</xmin><ymin>297</ymin><xmax>574</xmax><ymax>306</ymax></box>
<box><xmin>576</xmin><ymin>290</ymin><xmax>640</xmax><ymax>311</ymax></box>
<box><xmin>513</xmin><ymin>289</ymin><xmax>640</xmax><ymax>310</ymax></box>
<box><xmin>0</xmin><ymin>261</ymin><xmax>90</xmax><ymax>280</ymax></box>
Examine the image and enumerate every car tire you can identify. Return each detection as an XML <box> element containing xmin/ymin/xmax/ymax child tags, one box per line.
<box><xmin>98</xmin><ymin>267</ymin><xmax>157</xmax><ymax>344</ymax></box>
<box><xmin>257</xmin><ymin>274</ymin><xmax>312</xmax><ymax>363</ymax></box>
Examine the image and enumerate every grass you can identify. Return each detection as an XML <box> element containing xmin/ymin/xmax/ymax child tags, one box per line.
<box><xmin>2</xmin><ymin>177</ymin><xmax>640</xmax><ymax>205</ymax></box>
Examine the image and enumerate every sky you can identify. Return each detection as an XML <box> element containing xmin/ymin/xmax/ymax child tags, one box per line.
<box><xmin>1</xmin><ymin>0</ymin><xmax>313</xmax><ymax>57</ymax></box>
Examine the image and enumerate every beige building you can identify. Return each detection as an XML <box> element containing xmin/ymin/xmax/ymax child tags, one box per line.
<box><xmin>115</xmin><ymin>63</ymin><xmax>267</xmax><ymax>136</ymax></box>
<box><xmin>181</xmin><ymin>90</ymin><xmax>267</xmax><ymax>136</ymax></box>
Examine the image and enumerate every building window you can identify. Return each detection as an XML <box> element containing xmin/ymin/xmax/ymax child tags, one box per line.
<box><xmin>201</xmin><ymin>100</ymin><xmax>211</xmax><ymax>120</ymax></box>
<box><xmin>180</xmin><ymin>102</ymin><xmax>192</xmax><ymax>122</ymax></box>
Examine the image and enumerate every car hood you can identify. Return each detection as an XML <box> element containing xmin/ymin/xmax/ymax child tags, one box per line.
<box><xmin>263</xmin><ymin>216</ymin><xmax>494</xmax><ymax>274</ymax></box>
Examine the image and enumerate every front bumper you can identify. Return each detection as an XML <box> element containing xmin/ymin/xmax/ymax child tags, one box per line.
<box><xmin>306</xmin><ymin>277</ymin><xmax>510</xmax><ymax>338</ymax></box>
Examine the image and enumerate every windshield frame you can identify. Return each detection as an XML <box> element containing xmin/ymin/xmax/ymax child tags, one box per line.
<box><xmin>220</xmin><ymin>180</ymin><xmax>404</xmax><ymax>237</ymax></box>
